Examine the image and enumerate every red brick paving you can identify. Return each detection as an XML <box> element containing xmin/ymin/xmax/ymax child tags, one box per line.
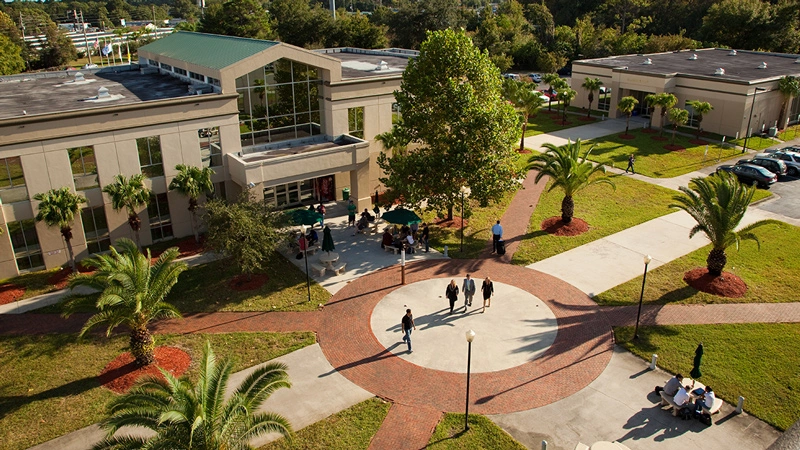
<box><xmin>368</xmin><ymin>403</ymin><xmax>441</xmax><ymax>450</ymax></box>
<box><xmin>601</xmin><ymin>303</ymin><xmax>800</xmax><ymax>327</ymax></box>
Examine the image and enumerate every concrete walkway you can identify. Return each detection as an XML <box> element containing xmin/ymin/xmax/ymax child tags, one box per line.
<box><xmin>522</xmin><ymin>116</ymin><xmax>648</xmax><ymax>151</ymax></box>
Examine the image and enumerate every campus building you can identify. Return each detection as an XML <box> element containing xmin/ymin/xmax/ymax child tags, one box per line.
<box><xmin>571</xmin><ymin>48</ymin><xmax>800</xmax><ymax>137</ymax></box>
<box><xmin>0</xmin><ymin>31</ymin><xmax>413</xmax><ymax>278</ymax></box>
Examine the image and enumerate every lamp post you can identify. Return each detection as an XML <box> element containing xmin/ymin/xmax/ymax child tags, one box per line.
<box><xmin>634</xmin><ymin>255</ymin><xmax>652</xmax><ymax>340</ymax></box>
<box><xmin>742</xmin><ymin>87</ymin><xmax>767</xmax><ymax>153</ymax></box>
<box><xmin>300</xmin><ymin>225</ymin><xmax>311</xmax><ymax>303</ymax></box>
<box><xmin>459</xmin><ymin>186</ymin><xmax>470</xmax><ymax>253</ymax></box>
<box><xmin>464</xmin><ymin>329</ymin><xmax>476</xmax><ymax>432</ymax></box>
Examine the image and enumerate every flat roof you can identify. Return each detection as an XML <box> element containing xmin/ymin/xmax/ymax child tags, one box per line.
<box><xmin>576</xmin><ymin>48</ymin><xmax>800</xmax><ymax>83</ymax></box>
<box><xmin>0</xmin><ymin>68</ymin><xmax>194</xmax><ymax>120</ymax></box>
<box><xmin>315</xmin><ymin>48</ymin><xmax>414</xmax><ymax>79</ymax></box>
<box><xmin>139</xmin><ymin>32</ymin><xmax>279</xmax><ymax>70</ymax></box>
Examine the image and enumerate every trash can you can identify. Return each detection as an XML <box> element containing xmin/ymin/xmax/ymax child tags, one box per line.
<box><xmin>769</xmin><ymin>126</ymin><xmax>778</xmax><ymax>137</ymax></box>
<box><xmin>342</xmin><ymin>187</ymin><xmax>350</xmax><ymax>200</ymax></box>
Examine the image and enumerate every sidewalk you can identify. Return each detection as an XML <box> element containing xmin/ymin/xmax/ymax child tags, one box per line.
<box><xmin>522</xmin><ymin>116</ymin><xmax>648</xmax><ymax>151</ymax></box>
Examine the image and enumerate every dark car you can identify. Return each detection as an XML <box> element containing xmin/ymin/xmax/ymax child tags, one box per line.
<box><xmin>716</xmin><ymin>164</ymin><xmax>778</xmax><ymax>188</ymax></box>
<box><xmin>736</xmin><ymin>157</ymin><xmax>788</xmax><ymax>178</ymax></box>
<box><xmin>760</xmin><ymin>151</ymin><xmax>800</xmax><ymax>177</ymax></box>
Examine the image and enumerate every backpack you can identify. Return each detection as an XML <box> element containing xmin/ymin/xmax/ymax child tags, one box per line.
<box><xmin>698</xmin><ymin>412</ymin><xmax>713</xmax><ymax>426</ymax></box>
<box><xmin>679</xmin><ymin>407</ymin><xmax>693</xmax><ymax>420</ymax></box>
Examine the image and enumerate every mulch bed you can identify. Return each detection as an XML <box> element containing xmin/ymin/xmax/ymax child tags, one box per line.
<box><xmin>518</xmin><ymin>149</ymin><xmax>532</xmax><ymax>154</ymax></box>
<box><xmin>641</xmin><ymin>128</ymin><xmax>659</xmax><ymax>134</ymax></box>
<box><xmin>554</xmin><ymin>120</ymin><xmax>572</xmax><ymax>126</ymax></box>
<box><xmin>541</xmin><ymin>109</ymin><xmax>559</xmax><ymax>115</ymax></box>
<box><xmin>228</xmin><ymin>273</ymin><xmax>269</xmax><ymax>291</ymax></box>
<box><xmin>151</xmin><ymin>237</ymin><xmax>206</xmax><ymax>260</ymax></box>
<box><xmin>46</xmin><ymin>263</ymin><xmax>95</xmax><ymax>289</ymax></box>
<box><xmin>578</xmin><ymin>116</ymin><xmax>597</xmax><ymax>122</ymax></box>
<box><xmin>541</xmin><ymin>217</ymin><xmax>589</xmax><ymax>236</ymax></box>
<box><xmin>0</xmin><ymin>284</ymin><xmax>26</xmax><ymax>306</ymax></box>
<box><xmin>651</xmin><ymin>136</ymin><xmax>668</xmax><ymax>141</ymax></box>
<box><xmin>435</xmin><ymin>217</ymin><xmax>468</xmax><ymax>229</ymax></box>
<box><xmin>689</xmin><ymin>139</ymin><xmax>708</xmax><ymax>145</ymax></box>
<box><xmin>99</xmin><ymin>346</ymin><xmax>191</xmax><ymax>394</ymax></box>
<box><xmin>683</xmin><ymin>268</ymin><xmax>747</xmax><ymax>298</ymax></box>
<box><xmin>664</xmin><ymin>144</ymin><xmax>686</xmax><ymax>151</ymax></box>
<box><xmin>618</xmin><ymin>134</ymin><xmax>636</xmax><ymax>140</ymax></box>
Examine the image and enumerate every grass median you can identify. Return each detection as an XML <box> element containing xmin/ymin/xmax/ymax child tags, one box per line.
<box><xmin>428</xmin><ymin>413</ymin><xmax>526</xmax><ymax>449</ymax></box>
<box><xmin>524</xmin><ymin>109</ymin><xmax>594</xmax><ymax>137</ymax></box>
<box><xmin>615</xmin><ymin>323</ymin><xmax>799</xmax><ymax>431</ymax></box>
<box><xmin>594</xmin><ymin>220</ymin><xmax>799</xmax><ymax>305</ymax></box>
<box><xmin>0</xmin><ymin>331</ymin><xmax>315</xmax><ymax>450</ymax></box>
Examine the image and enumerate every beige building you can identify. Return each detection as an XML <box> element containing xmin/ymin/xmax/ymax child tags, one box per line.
<box><xmin>0</xmin><ymin>32</ymin><xmax>414</xmax><ymax>279</ymax></box>
<box><xmin>571</xmin><ymin>48</ymin><xmax>800</xmax><ymax>137</ymax></box>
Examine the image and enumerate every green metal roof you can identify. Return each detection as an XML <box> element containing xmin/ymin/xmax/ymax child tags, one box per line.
<box><xmin>139</xmin><ymin>32</ymin><xmax>279</xmax><ymax>70</ymax></box>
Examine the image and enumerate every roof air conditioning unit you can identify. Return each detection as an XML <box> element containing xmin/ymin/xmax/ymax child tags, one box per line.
<box><xmin>715</xmin><ymin>68</ymin><xmax>725</xmax><ymax>75</ymax></box>
<box><xmin>729</xmin><ymin>50</ymin><xmax>737</xmax><ymax>56</ymax></box>
<box><xmin>642</xmin><ymin>58</ymin><xmax>653</xmax><ymax>65</ymax></box>
<box><xmin>758</xmin><ymin>62</ymin><xmax>768</xmax><ymax>69</ymax></box>
<box><xmin>97</xmin><ymin>86</ymin><xmax>110</xmax><ymax>98</ymax></box>
<box><xmin>688</xmin><ymin>54</ymin><xmax>698</xmax><ymax>60</ymax></box>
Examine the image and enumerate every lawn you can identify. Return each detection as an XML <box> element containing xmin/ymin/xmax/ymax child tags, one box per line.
<box><xmin>777</xmin><ymin>124</ymin><xmax>800</xmax><ymax>141</ymax></box>
<box><xmin>615</xmin><ymin>323</ymin><xmax>800</xmax><ymax>431</ymax></box>
<box><xmin>259</xmin><ymin>398</ymin><xmax>390</xmax><ymax>449</ymax></box>
<box><xmin>730</xmin><ymin>136</ymin><xmax>780</xmax><ymax>151</ymax></box>
<box><xmin>594</xmin><ymin>220</ymin><xmax>800</xmax><ymax>305</ymax></box>
<box><xmin>524</xmin><ymin>108</ymin><xmax>595</xmax><ymax>136</ymax></box>
<box><xmin>428</xmin><ymin>413</ymin><xmax>526</xmax><ymax>449</ymax></box>
<box><xmin>512</xmin><ymin>173</ymin><xmax>677</xmax><ymax>265</ymax></box>
<box><xmin>0</xmin><ymin>331</ymin><xmax>315</xmax><ymax>450</ymax></box>
<box><xmin>585</xmin><ymin>128</ymin><xmax>743</xmax><ymax>178</ymax></box>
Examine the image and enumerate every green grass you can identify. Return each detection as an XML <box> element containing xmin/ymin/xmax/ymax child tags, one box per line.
<box><xmin>0</xmin><ymin>268</ymin><xmax>69</xmax><ymax>302</ymax></box>
<box><xmin>428</xmin><ymin>413</ymin><xmax>526</xmax><ymax>449</ymax></box>
<box><xmin>567</xmin><ymin>105</ymin><xmax>609</xmax><ymax>118</ymax></box>
<box><xmin>259</xmin><ymin>398</ymin><xmax>390</xmax><ymax>449</ymax></box>
<box><xmin>512</xmin><ymin>174</ymin><xmax>677</xmax><ymax>265</ymax></box>
<box><xmin>615</xmin><ymin>323</ymin><xmax>800</xmax><ymax>431</ymax></box>
<box><xmin>523</xmin><ymin>108</ymin><xmax>593</xmax><ymax>136</ymax></box>
<box><xmin>675</xmin><ymin>126</ymin><xmax>727</xmax><ymax>143</ymax></box>
<box><xmin>0</xmin><ymin>331</ymin><xmax>315</xmax><ymax>450</ymax></box>
<box><xmin>777</xmin><ymin>124</ymin><xmax>800</xmax><ymax>141</ymax></box>
<box><xmin>586</xmin><ymin>128</ymin><xmax>743</xmax><ymax>178</ymax></box>
<box><xmin>730</xmin><ymin>136</ymin><xmax>780</xmax><ymax>151</ymax></box>
<box><xmin>594</xmin><ymin>220</ymin><xmax>800</xmax><ymax>305</ymax></box>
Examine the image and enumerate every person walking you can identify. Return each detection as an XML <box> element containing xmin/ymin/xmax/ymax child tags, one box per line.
<box><xmin>317</xmin><ymin>203</ymin><xmax>326</xmax><ymax>227</ymax></box>
<box><xmin>401</xmin><ymin>309</ymin><xmax>415</xmax><ymax>352</ymax></box>
<box><xmin>421</xmin><ymin>223</ymin><xmax>430</xmax><ymax>253</ymax></box>
<box><xmin>481</xmin><ymin>277</ymin><xmax>494</xmax><ymax>313</ymax></box>
<box><xmin>446</xmin><ymin>280</ymin><xmax>460</xmax><ymax>314</ymax></box>
<box><xmin>347</xmin><ymin>199</ymin><xmax>357</xmax><ymax>227</ymax></box>
<box><xmin>462</xmin><ymin>274</ymin><xmax>476</xmax><ymax>308</ymax></box>
<box><xmin>625</xmin><ymin>153</ymin><xmax>636</xmax><ymax>174</ymax></box>
<box><xmin>491</xmin><ymin>220</ymin><xmax>503</xmax><ymax>254</ymax></box>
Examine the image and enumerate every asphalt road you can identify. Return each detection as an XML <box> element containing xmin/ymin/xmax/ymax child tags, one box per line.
<box><xmin>755</xmin><ymin>176</ymin><xmax>800</xmax><ymax>219</ymax></box>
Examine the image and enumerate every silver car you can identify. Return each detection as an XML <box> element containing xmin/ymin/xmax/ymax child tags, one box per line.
<box><xmin>759</xmin><ymin>151</ymin><xmax>800</xmax><ymax>177</ymax></box>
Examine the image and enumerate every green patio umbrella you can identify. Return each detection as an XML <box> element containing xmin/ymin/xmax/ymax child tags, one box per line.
<box><xmin>381</xmin><ymin>208</ymin><xmax>422</xmax><ymax>226</ymax></box>
<box><xmin>690</xmin><ymin>343</ymin><xmax>704</xmax><ymax>380</ymax></box>
<box><xmin>286</xmin><ymin>208</ymin><xmax>323</xmax><ymax>226</ymax></box>
<box><xmin>322</xmin><ymin>225</ymin><xmax>335</xmax><ymax>254</ymax></box>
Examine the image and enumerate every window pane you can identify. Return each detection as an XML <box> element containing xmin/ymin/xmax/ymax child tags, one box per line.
<box><xmin>81</xmin><ymin>208</ymin><xmax>96</xmax><ymax>234</ymax></box>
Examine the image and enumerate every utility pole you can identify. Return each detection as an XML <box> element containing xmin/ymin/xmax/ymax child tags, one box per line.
<box><xmin>152</xmin><ymin>5</ymin><xmax>157</xmax><ymax>39</ymax></box>
<box><xmin>80</xmin><ymin>10</ymin><xmax>93</xmax><ymax>65</ymax></box>
<box><xmin>19</xmin><ymin>12</ymin><xmax>30</xmax><ymax>70</ymax></box>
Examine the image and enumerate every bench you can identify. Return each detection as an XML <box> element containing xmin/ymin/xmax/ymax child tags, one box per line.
<box><xmin>660</xmin><ymin>391</ymin><xmax>688</xmax><ymax>416</ymax></box>
<box><xmin>310</xmin><ymin>263</ymin><xmax>327</xmax><ymax>277</ymax></box>
<box><xmin>305</xmin><ymin>245</ymin><xmax>319</xmax><ymax>255</ymax></box>
<box><xmin>384</xmin><ymin>245</ymin><xmax>400</xmax><ymax>255</ymax></box>
<box><xmin>702</xmin><ymin>397</ymin><xmax>723</xmax><ymax>415</ymax></box>
<box><xmin>331</xmin><ymin>262</ymin><xmax>346</xmax><ymax>275</ymax></box>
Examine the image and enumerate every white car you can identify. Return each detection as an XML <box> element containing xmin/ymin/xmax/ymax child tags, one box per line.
<box><xmin>528</xmin><ymin>73</ymin><xmax>542</xmax><ymax>83</ymax></box>
<box><xmin>82</xmin><ymin>63</ymin><xmax>98</xmax><ymax>69</ymax></box>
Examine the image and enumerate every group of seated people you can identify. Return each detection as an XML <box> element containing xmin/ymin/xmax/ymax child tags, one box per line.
<box><xmin>656</xmin><ymin>373</ymin><xmax>716</xmax><ymax>422</ymax></box>
<box><xmin>355</xmin><ymin>209</ymin><xmax>376</xmax><ymax>233</ymax></box>
<box><xmin>381</xmin><ymin>225</ymin><xmax>418</xmax><ymax>253</ymax></box>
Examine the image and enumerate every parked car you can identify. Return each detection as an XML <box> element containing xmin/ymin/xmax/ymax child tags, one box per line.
<box><xmin>528</xmin><ymin>73</ymin><xmax>542</xmax><ymax>83</ymax></box>
<box><xmin>716</xmin><ymin>164</ymin><xmax>778</xmax><ymax>188</ymax></box>
<box><xmin>759</xmin><ymin>151</ymin><xmax>800</xmax><ymax>177</ymax></box>
<box><xmin>502</xmin><ymin>73</ymin><xmax>521</xmax><ymax>81</ymax></box>
<box><xmin>736</xmin><ymin>157</ymin><xmax>788</xmax><ymax>178</ymax></box>
<box><xmin>540</xmin><ymin>89</ymin><xmax>557</xmax><ymax>99</ymax></box>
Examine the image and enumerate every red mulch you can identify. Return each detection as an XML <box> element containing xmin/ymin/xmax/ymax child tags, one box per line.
<box><xmin>641</xmin><ymin>128</ymin><xmax>659</xmax><ymax>134</ymax></box>
<box><xmin>578</xmin><ymin>116</ymin><xmax>597</xmax><ymax>122</ymax></box>
<box><xmin>664</xmin><ymin>144</ymin><xmax>686</xmax><ymax>151</ymax></box>
<box><xmin>689</xmin><ymin>139</ymin><xmax>708</xmax><ymax>145</ymax></box>
<box><xmin>651</xmin><ymin>136</ymin><xmax>668</xmax><ymax>141</ymax></box>
<box><xmin>228</xmin><ymin>273</ymin><xmax>269</xmax><ymax>291</ymax></box>
<box><xmin>435</xmin><ymin>217</ymin><xmax>468</xmax><ymax>229</ymax></box>
<box><xmin>99</xmin><ymin>346</ymin><xmax>191</xmax><ymax>394</ymax></box>
<box><xmin>541</xmin><ymin>109</ymin><xmax>559</xmax><ymax>115</ymax></box>
<box><xmin>683</xmin><ymin>268</ymin><xmax>747</xmax><ymax>298</ymax></box>
<box><xmin>618</xmin><ymin>134</ymin><xmax>636</xmax><ymax>140</ymax></box>
<box><xmin>151</xmin><ymin>237</ymin><xmax>205</xmax><ymax>260</ymax></box>
<box><xmin>46</xmin><ymin>263</ymin><xmax>95</xmax><ymax>289</ymax></box>
<box><xmin>0</xmin><ymin>284</ymin><xmax>26</xmax><ymax>306</ymax></box>
<box><xmin>555</xmin><ymin>121</ymin><xmax>572</xmax><ymax>126</ymax></box>
<box><xmin>518</xmin><ymin>149</ymin><xmax>532</xmax><ymax>154</ymax></box>
<box><xmin>541</xmin><ymin>217</ymin><xmax>589</xmax><ymax>236</ymax></box>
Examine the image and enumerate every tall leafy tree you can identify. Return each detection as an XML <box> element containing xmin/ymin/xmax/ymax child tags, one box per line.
<box><xmin>777</xmin><ymin>76</ymin><xmax>800</xmax><ymax>127</ymax></box>
<box><xmin>527</xmin><ymin>139</ymin><xmax>615</xmax><ymax>223</ymax></box>
<box><xmin>271</xmin><ymin>0</ymin><xmax>332</xmax><ymax>47</ymax></box>
<box><xmin>328</xmin><ymin>12</ymin><xmax>389</xmax><ymax>48</ymax></box>
<box><xmin>200</xmin><ymin>0</ymin><xmax>274</xmax><ymax>40</ymax></box>
<box><xmin>0</xmin><ymin>34</ymin><xmax>24</xmax><ymax>75</ymax></box>
<box><xmin>67</xmin><ymin>239</ymin><xmax>187</xmax><ymax>366</ymax></box>
<box><xmin>556</xmin><ymin>87</ymin><xmax>577</xmax><ymax>124</ymax></box>
<box><xmin>388</xmin><ymin>0</ymin><xmax>466</xmax><ymax>49</ymax></box>
<box><xmin>617</xmin><ymin>96</ymin><xmax>639</xmax><ymax>135</ymax></box>
<box><xmin>581</xmin><ymin>77</ymin><xmax>603</xmax><ymax>117</ymax></box>
<box><xmin>102</xmin><ymin>174</ymin><xmax>151</xmax><ymax>249</ymax></box>
<box><xmin>169</xmin><ymin>164</ymin><xmax>214</xmax><ymax>243</ymax></box>
<box><xmin>667</xmin><ymin>107</ymin><xmax>689</xmax><ymax>145</ymax></box>
<box><xmin>37</xmin><ymin>23</ymin><xmax>77</xmax><ymax>69</ymax></box>
<box><xmin>701</xmin><ymin>0</ymin><xmax>770</xmax><ymax>50</ymax></box>
<box><xmin>93</xmin><ymin>341</ymin><xmax>292</xmax><ymax>450</ymax></box>
<box><xmin>686</xmin><ymin>100</ymin><xmax>714</xmax><ymax>139</ymax></box>
<box><xmin>379</xmin><ymin>28</ymin><xmax>521</xmax><ymax>219</ymax></box>
<box><xmin>33</xmin><ymin>187</ymin><xmax>86</xmax><ymax>272</ymax></box>
<box><xmin>670</xmin><ymin>172</ymin><xmax>762</xmax><ymax>276</ymax></box>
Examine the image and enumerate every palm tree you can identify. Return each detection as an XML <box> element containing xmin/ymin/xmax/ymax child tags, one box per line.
<box><xmin>33</xmin><ymin>187</ymin><xmax>86</xmax><ymax>272</ymax></box>
<box><xmin>102</xmin><ymin>174</ymin><xmax>151</xmax><ymax>249</ymax></box>
<box><xmin>667</xmin><ymin>108</ymin><xmax>689</xmax><ymax>145</ymax></box>
<box><xmin>542</xmin><ymin>73</ymin><xmax>562</xmax><ymax>112</ymax></box>
<box><xmin>644</xmin><ymin>93</ymin><xmax>657</xmax><ymax>128</ymax></box>
<box><xmin>777</xmin><ymin>76</ymin><xmax>800</xmax><ymax>127</ymax></box>
<box><xmin>169</xmin><ymin>164</ymin><xmax>214</xmax><ymax>243</ymax></box>
<box><xmin>375</xmin><ymin>125</ymin><xmax>409</xmax><ymax>156</ymax></box>
<box><xmin>654</xmin><ymin>93</ymin><xmax>678</xmax><ymax>136</ymax></box>
<box><xmin>514</xmin><ymin>87</ymin><xmax>546</xmax><ymax>152</ymax></box>
<box><xmin>67</xmin><ymin>238</ymin><xmax>187</xmax><ymax>366</ymax></box>
<box><xmin>670</xmin><ymin>172</ymin><xmax>762</xmax><ymax>276</ymax></box>
<box><xmin>581</xmin><ymin>77</ymin><xmax>603</xmax><ymax>118</ymax></box>
<box><xmin>527</xmin><ymin>139</ymin><xmax>615</xmax><ymax>223</ymax></box>
<box><xmin>617</xmin><ymin>96</ymin><xmax>639</xmax><ymax>135</ymax></box>
<box><xmin>93</xmin><ymin>341</ymin><xmax>292</xmax><ymax>450</ymax></box>
<box><xmin>557</xmin><ymin>88</ymin><xmax>577</xmax><ymax>124</ymax></box>
<box><xmin>686</xmin><ymin>100</ymin><xmax>714</xmax><ymax>139</ymax></box>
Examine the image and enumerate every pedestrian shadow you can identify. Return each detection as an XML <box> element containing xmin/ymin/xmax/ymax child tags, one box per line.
<box><xmin>615</xmin><ymin>404</ymin><xmax>701</xmax><ymax>443</ymax></box>
<box><xmin>319</xmin><ymin>342</ymin><xmax>405</xmax><ymax>377</ymax></box>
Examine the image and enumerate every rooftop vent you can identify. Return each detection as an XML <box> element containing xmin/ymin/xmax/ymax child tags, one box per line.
<box><xmin>729</xmin><ymin>50</ymin><xmax>737</xmax><ymax>56</ymax></box>
<box><xmin>689</xmin><ymin>54</ymin><xmax>698</xmax><ymax>60</ymax></box>
<box><xmin>97</xmin><ymin>86</ymin><xmax>110</xmax><ymax>98</ymax></box>
<box><xmin>796</xmin><ymin>57</ymin><xmax>800</xmax><ymax>63</ymax></box>
<box><xmin>715</xmin><ymin>68</ymin><xmax>726</xmax><ymax>75</ymax></box>
<box><xmin>74</xmin><ymin>72</ymin><xmax>85</xmax><ymax>82</ymax></box>
<box><xmin>758</xmin><ymin>62</ymin><xmax>768</xmax><ymax>69</ymax></box>
<box><xmin>642</xmin><ymin>58</ymin><xmax>653</xmax><ymax>65</ymax></box>
<box><xmin>377</xmin><ymin>60</ymin><xmax>389</xmax><ymax>71</ymax></box>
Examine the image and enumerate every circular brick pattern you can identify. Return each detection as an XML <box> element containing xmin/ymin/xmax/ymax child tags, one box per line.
<box><xmin>318</xmin><ymin>259</ymin><xmax>614</xmax><ymax>415</ymax></box>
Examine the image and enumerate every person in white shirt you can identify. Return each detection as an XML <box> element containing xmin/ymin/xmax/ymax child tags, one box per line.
<box><xmin>491</xmin><ymin>220</ymin><xmax>503</xmax><ymax>254</ymax></box>
<box><xmin>696</xmin><ymin>386</ymin><xmax>716</xmax><ymax>412</ymax></box>
<box><xmin>405</xmin><ymin>234</ymin><xmax>415</xmax><ymax>254</ymax></box>
<box><xmin>672</xmin><ymin>385</ymin><xmax>691</xmax><ymax>407</ymax></box>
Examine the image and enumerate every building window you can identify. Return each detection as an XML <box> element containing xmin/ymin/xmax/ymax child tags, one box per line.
<box><xmin>597</xmin><ymin>88</ymin><xmax>611</xmax><ymax>112</ymax></box>
<box><xmin>685</xmin><ymin>102</ymin><xmax>700</xmax><ymax>128</ymax></box>
<box><xmin>160</xmin><ymin>62</ymin><xmax>173</xmax><ymax>71</ymax></box>
<box><xmin>189</xmin><ymin>71</ymin><xmax>205</xmax><ymax>82</ymax></box>
<box><xmin>348</xmin><ymin>107</ymin><xmax>364</xmax><ymax>139</ymax></box>
<box><xmin>7</xmin><ymin>219</ymin><xmax>44</xmax><ymax>272</ymax></box>
<box><xmin>199</xmin><ymin>127</ymin><xmax>223</xmax><ymax>168</ymax></box>
<box><xmin>0</xmin><ymin>156</ymin><xmax>28</xmax><ymax>204</ymax></box>
<box><xmin>208</xmin><ymin>77</ymin><xmax>220</xmax><ymax>87</ymax></box>
<box><xmin>211</xmin><ymin>181</ymin><xmax>226</xmax><ymax>201</ymax></box>
<box><xmin>81</xmin><ymin>206</ymin><xmax>110</xmax><ymax>254</ymax></box>
<box><xmin>68</xmin><ymin>146</ymin><xmax>99</xmax><ymax>190</ymax></box>
<box><xmin>136</xmin><ymin>136</ymin><xmax>164</xmax><ymax>177</ymax></box>
<box><xmin>174</xmin><ymin>67</ymin><xmax>187</xmax><ymax>76</ymax></box>
<box><xmin>147</xmin><ymin>193</ymin><xmax>172</xmax><ymax>242</ymax></box>
<box><xmin>392</xmin><ymin>102</ymin><xmax>401</xmax><ymax>124</ymax></box>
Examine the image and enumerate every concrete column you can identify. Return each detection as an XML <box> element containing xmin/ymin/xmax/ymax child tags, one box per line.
<box><xmin>350</xmin><ymin>161</ymin><xmax>371</xmax><ymax>211</ymax></box>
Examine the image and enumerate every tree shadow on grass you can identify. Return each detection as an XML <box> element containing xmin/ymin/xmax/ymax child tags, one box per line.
<box><xmin>0</xmin><ymin>375</ymin><xmax>100</xmax><ymax>421</ymax></box>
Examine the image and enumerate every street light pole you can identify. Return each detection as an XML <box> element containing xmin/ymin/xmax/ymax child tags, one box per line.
<box><xmin>634</xmin><ymin>255</ymin><xmax>652</xmax><ymax>340</ymax></box>
<box><xmin>465</xmin><ymin>329</ymin><xmax>476</xmax><ymax>432</ymax></box>
<box><xmin>742</xmin><ymin>87</ymin><xmax>766</xmax><ymax>153</ymax></box>
<box><xmin>459</xmin><ymin>186</ymin><xmax>469</xmax><ymax>253</ymax></box>
<box><xmin>301</xmin><ymin>225</ymin><xmax>311</xmax><ymax>303</ymax></box>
